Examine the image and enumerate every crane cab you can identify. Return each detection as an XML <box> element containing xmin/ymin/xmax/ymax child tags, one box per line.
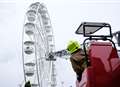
<box><xmin>75</xmin><ymin>22</ymin><xmax>120</xmax><ymax>87</ymax></box>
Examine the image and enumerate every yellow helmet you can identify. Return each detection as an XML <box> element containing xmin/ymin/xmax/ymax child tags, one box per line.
<box><xmin>67</xmin><ymin>40</ymin><xmax>80</xmax><ymax>54</ymax></box>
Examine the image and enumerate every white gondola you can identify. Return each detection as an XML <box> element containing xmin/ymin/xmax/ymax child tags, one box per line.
<box><xmin>41</xmin><ymin>14</ymin><xmax>49</xmax><ymax>20</ymax></box>
<box><xmin>30</xmin><ymin>2</ymin><xmax>39</xmax><ymax>10</ymax></box>
<box><xmin>25</xmin><ymin>72</ymin><xmax>34</xmax><ymax>76</ymax></box>
<box><xmin>24</xmin><ymin>41</ymin><xmax>34</xmax><ymax>46</ymax></box>
<box><xmin>25</xmin><ymin>62</ymin><xmax>35</xmax><ymax>66</ymax></box>
<box><xmin>47</xmin><ymin>35</ymin><xmax>53</xmax><ymax>41</ymax></box>
<box><xmin>45</xmin><ymin>25</ymin><xmax>51</xmax><ymax>33</ymax></box>
<box><xmin>39</xmin><ymin>3</ymin><xmax>46</xmax><ymax>9</ymax></box>
<box><xmin>24</xmin><ymin>47</ymin><xmax>34</xmax><ymax>54</ymax></box>
<box><xmin>45</xmin><ymin>28</ymin><xmax>50</xmax><ymax>33</ymax></box>
<box><xmin>24</xmin><ymin>23</ymin><xmax>35</xmax><ymax>35</ymax></box>
<box><xmin>38</xmin><ymin>8</ymin><xmax>47</xmax><ymax>14</ymax></box>
<box><xmin>25</xmin><ymin>69</ymin><xmax>34</xmax><ymax>76</ymax></box>
<box><xmin>26</xmin><ymin>10</ymin><xmax>36</xmax><ymax>22</ymax></box>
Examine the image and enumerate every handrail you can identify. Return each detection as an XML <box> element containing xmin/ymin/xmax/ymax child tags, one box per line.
<box><xmin>82</xmin><ymin>37</ymin><xmax>117</xmax><ymax>67</ymax></box>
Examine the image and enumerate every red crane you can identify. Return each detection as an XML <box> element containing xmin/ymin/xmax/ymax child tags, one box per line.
<box><xmin>75</xmin><ymin>22</ymin><xmax>120</xmax><ymax>87</ymax></box>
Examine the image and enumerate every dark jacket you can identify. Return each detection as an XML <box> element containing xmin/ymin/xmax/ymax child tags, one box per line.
<box><xmin>70</xmin><ymin>49</ymin><xmax>87</xmax><ymax>76</ymax></box>
<box><xmin>25</xmin><ymin>81</ymin><xmax>31</xmax><ymax>87</ymax></box>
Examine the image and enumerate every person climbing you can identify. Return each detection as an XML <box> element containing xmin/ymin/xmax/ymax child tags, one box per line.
<box><xmin>24</xmin><ymin>80</ymin><xmax>31</xmax><ymax>87</ymax></box>
<box><xmin>67</xmin><ymin>40</ymin><xmax>87</xmax><ymax>82</ymax></box>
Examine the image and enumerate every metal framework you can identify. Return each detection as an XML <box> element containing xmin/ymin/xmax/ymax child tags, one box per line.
<box><xmin>22</xmin><ymin>2</ymin><xmax>56</xmax><ymax>87</ymax></box>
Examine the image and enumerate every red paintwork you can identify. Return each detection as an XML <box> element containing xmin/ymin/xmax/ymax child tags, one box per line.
<box><xmin>77</xmin><ymin>41</ymin><xmax>120</xmax><ymax>87</ymax></box>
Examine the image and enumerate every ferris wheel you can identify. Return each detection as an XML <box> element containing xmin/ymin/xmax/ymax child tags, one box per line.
<box><xmin>22</xmin><ymin>2</ymin><xmax>56</xmax><ymax>87</ymax></box>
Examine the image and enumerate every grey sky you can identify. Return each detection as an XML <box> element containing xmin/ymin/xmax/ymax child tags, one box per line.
<box><xmin>0</xmin><ymin>0</ymin><xmax>120</xmax><ymax>87</ymax></box>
